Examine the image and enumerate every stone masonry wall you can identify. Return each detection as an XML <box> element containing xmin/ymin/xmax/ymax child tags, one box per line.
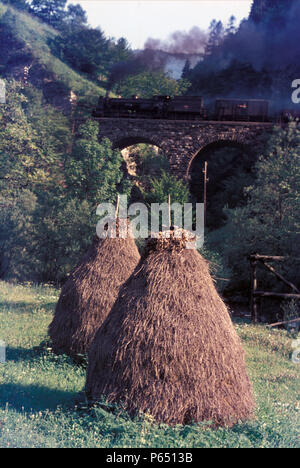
<box><xmin>97</xmin><ymin>118</ymin><xmax>273</xmax><ymax>179</ymax></box>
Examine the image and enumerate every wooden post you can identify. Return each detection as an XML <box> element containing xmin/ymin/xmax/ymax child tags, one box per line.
<box><xmin>250</xmin><ymin>257</ymin><xmax>258</xmax><ymax>323</ymax></box>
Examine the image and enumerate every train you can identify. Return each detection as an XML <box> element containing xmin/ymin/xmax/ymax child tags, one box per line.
<box><xmin>93</xmin><ymin>95</ymin><xmax>300</xmax><ymax>123</ymax></box>
<box><xmin>214</xmin><ymin>99</ymin><xmax>269</xmax><ymax>122</ymax></box>
<box><xmin>93</xmin><ymin>95</ymin><xmax>206</xmax><ymax>120</ymax></box>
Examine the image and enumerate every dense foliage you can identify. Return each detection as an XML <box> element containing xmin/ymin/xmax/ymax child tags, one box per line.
<box><xmin>0</xmin><ymin>82</ymin><xmax>131</xmax><ymax>283</ymax></box>
<box><xmin>208</xmin><ymin>123</ymin><xmax>300</xmax><ymax>297</ymax></box>
<box><xmin>51</xmin><ymin>29</ymin><xmax>132</xmax><ymax>84</ymax></box>
<box><xmin>117</xmin><ymin>72</ymin><xmax>190</xmax><ymax>99</ymax></box>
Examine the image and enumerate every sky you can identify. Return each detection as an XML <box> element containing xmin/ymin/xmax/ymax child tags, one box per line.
<box><xmin>71</xmin><ymin>1</ymin><xmax>253</xmax><ymax>50</ymax></box>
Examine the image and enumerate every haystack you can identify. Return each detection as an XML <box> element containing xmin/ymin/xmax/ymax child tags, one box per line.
<box><xmin>48</xmin><ymin>219</ymin><xmax>140</xmax><ymax>358</ymax></box>
<box><xmin>86</xmin><ymin>229</ymin><xmax>255</xmax><ymax>427</ymax></box>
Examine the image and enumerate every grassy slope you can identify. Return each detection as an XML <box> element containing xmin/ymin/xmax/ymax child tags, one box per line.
<box><xmin>0</xmin><ymin>2</ymin><xmax>106</xmax><ymax>98</ymax></box>
<box><xmin>0</xmin><ymin>281</ymin><xmax>299</xmax><ymax>448</ymax></box>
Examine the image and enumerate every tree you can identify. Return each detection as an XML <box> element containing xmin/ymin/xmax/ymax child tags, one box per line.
<box><xmin>31</xmin><ymin>197</ymin><xmax>96</xmax><ymax>283</ymax></box>
<box><xmin>1</xmin><ymin>0</ymin><xmax>29</xmax><ymax>10</ymax></box>
<box><xmin>0</xmin><ymin>189</ymin><xmax>37</xmax><ymax>280</ymax></box>
<box><xmin>30</xmin><ymin>0</ymin><xmax>67</xmax><ymax>27</ymax></box>
<box><xmin>181</xmin><ymin>59</ymin><xmax>191</xmax><ymax>79</ymax></box>
<box><xmin>0</xmin><ymin>80</ymin><xmax>44</xmax><ymax>194</ymax></box>
<box><xmin>141</xmin><ymin>171</ymin><xmax>190</xmax><ymax>234</ymax></box>
<box><xmin>54</xmin><ymin>26</ymin><xmax>112</xmax><ymax>79</ymax></box>
<box><xmin>112</xmin><ymin>38</ymin><xmax>132</xmax><ymax>64</ymax></box>
<box><xmin>249</xmin><ymin>0</ymin><xmax>296</xmax><ymax>25</ymax></box>
<box><xmin>64</xmin><ymin>120</ymin><xmax>132</xmax><ymax>208</ymax></box>
<box><xmin>225</xmin><ymin>15</ymin><xmax>237</xmax><ymax>35</ymax></box>
<box><xmin>64</xmin><ymin>3</ymin><xmax>87</xmax><ymax>27</ymax></box>
<box><xmin>22</xmin><ymin>84</ymin><xmax>72</xmax><ymax>166</ymax></box>
<box><xmin>0</xmin><ymin>81</ymin><xmax>72</xmax><ymax>197</ymax></box>
<box><xmin>0</xmin><ymin>188</ymin><xmax>98</xmax><ymax>283</ymax></box>
<box><xmin>144</xmin><ymin>171</ymin><xmax>189</xmax><ymax>206</ymax></box>
<box><xmin>117</xmin><ymin>71</ymin><xmax>190</xmax><ymax>98</ymax></box>
<box><xmin>205</xmin><ymin>20</ymin><xmax>224</xmax><ymax>56</ymax></box>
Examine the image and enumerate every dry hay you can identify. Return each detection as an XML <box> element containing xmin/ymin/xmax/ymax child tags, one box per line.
<box><xmin>86</xmin><ymin>231</ymin><xmax>255</xmax><ymax>427</ymax></box>
<box><xmin>146</xmin><ymin>227</ymin><xmax>196</xmax><ymax>254</ymax></box>
<box><xmin>48</xmin><ymin>220</ymin><xmax>141</xmax><ymax>358</ymax></box>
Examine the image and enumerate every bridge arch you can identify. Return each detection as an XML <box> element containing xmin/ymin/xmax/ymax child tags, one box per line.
<box><xmin>188</xmin><ymin>138</ymin><xmax>255</xmax><ymax>229</ymax></box>
<box><xmin>186</xmin><ymin>138</ymin><xmax>251</xmax><ymax>179</ymax></box>
<box><xmin>112</xmin><ymin>135</ymin><xmax>165</xmax><ymax>182</ymax></box>
<box><xmin>112</xmin><ymin>135</ymin><xmax>163</xmax><ymax>152</ymax></box>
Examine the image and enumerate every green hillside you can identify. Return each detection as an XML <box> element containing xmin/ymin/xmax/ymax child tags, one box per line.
<box><xmin>0</xmin><ymin>2</ymin><xmax>106</xmax><ymax>98</ymax></box>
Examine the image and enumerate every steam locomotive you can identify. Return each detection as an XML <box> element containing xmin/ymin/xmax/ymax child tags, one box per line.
<box><xmin>93</xmin><ymin>95</ymin><xmax>299</xmax><ymax>123</ymax></box>
<box><xmin>93</xmin><ymin>95</ymin><xmax>206</xmax><ymax>120</ymax></box>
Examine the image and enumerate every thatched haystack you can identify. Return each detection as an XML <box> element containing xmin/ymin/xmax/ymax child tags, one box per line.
<box><xmin>86</xmin><ymin>230</ymin><xmax>255</xmax><ymax>427</ymax></box>
<box><xmin>49</xmin><ymin>219</ymin><xmax>140</xmax><ymax>358</ymax></box>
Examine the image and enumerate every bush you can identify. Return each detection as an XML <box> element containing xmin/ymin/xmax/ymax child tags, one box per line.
<box><xmin>198</xmin><ymin>245</ymin><xmax>231</xmax><ymax>294</ymax></box>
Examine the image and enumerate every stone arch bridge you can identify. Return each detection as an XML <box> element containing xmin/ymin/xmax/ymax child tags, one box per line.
<box><xmin>96</xmin><ymin>118</ymin><xmax>273</xmax><ymax>179</ymax></box>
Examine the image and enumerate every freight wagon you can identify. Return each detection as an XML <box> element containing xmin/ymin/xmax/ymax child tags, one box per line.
<box><xmin>214</xmin><ymin>99</ymin><xmax>269</xmax><ymax>122</ymax></box>
<box><xmin>168</xmin><ymin>96</ymin><xmax>205</xmax><ymax>119</ymax></box>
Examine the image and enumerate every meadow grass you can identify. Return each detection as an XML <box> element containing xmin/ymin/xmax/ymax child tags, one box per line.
<box><xmin>0</xmin><ymin>280</ymin><xmax>299</xmax><ymax>448</ymax></box>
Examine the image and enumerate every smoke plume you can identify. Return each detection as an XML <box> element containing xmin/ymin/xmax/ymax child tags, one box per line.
<box><xmin>107</xmin><ymin>49</ymin><xmax>168</xmax><ymax>92</ymax></box>
<box><xmin>224</xmin><ymin>1</ymin><xmax>300</xmax><ymax>71</ymax></box>
<box><xmin>107</xmin><ymin>26</ymin><xmax>208</xmax><ymax>92</ymax></box>
<box><xmin>189</xmin><ymin>0</ymin><xmax>300</xmax><ymax>107</ymax></box>
<box><xmin>144</xmin><ymin>26</ymin><xmax>208</xmax><ymax>55</ymax></box>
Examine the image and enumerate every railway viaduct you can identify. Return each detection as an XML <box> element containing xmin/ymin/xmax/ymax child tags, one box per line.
<box><xmin>96</xmin><ymin>118</ymin><xmax>273</xmax><ymax>179</ymax></box>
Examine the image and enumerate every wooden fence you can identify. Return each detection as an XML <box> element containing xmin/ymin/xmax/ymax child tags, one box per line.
<box><xmin>249</xmin><ymin>254</ymin><xmax>300</xmax><ymax>324</ymax></box>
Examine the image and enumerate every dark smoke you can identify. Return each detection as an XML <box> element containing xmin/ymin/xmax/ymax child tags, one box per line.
<box><xmin>144</xmin><ymin>26</ymin><xmax>208</xmax><ymax>55</ymax></box>
<box><xmin>107</xmin><ymin>27</ymin><xmax>208</xmax><ymax>93</ymax></box>
<box><xmin>107</xmin><ymin>49</ymin><xmax>168</xmax><ymax>92</ymax></box>
<box><xmin>190</xmin><ymin>0</ymin><xmax>300</xmax><ymax>108</ymax></box>
<box><xmin>224</xmin><ymin>2</ymin><xmax>300</xmax><ymax>71</ymax></box>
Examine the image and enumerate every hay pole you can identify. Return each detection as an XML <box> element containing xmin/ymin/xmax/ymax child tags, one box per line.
<box><xmin>115</xmin><ymin>194</ymin><xmax>120</xmax><ymax>218</ymax></box>
<box><xmin>168</xmin><ymin>194</ymin><xmax>171</xmax><ymax>229</ymax></box>
<box><xmin>203</xmin><ymin>161</ymin><xmax>208</xmax><ymax>227</ymax></box>
<box><xmin>250</xmin><ymin>256</ymin><xmax>258</xmax><ymax>324</ymax></box>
